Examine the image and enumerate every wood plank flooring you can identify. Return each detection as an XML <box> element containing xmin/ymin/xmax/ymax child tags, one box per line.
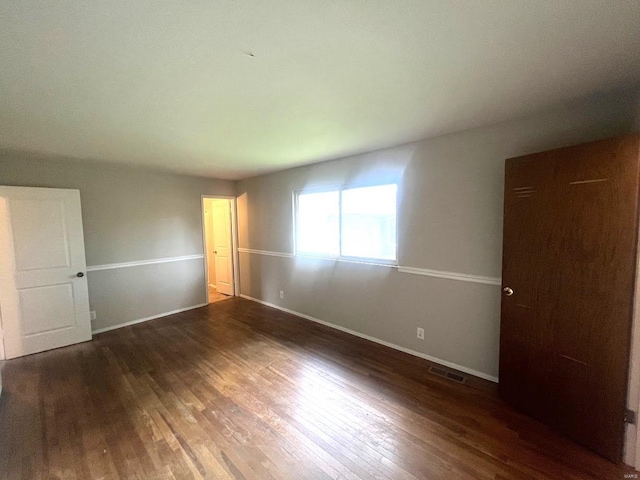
<box><xmin>0</xmin><ymin>297</ymin><xmax>636</xmax><ymax>479</ymax></box>
<box><xmin>208</xmin><ymin>287</ymin><xmax>231</xmax><ymax>304</ymax></box>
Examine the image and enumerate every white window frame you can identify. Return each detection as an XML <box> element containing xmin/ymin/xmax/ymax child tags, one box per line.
<box><xmin>293</xmin><ymin>183</ymin><xmax>398</xmax><ymax>265</ymax></box>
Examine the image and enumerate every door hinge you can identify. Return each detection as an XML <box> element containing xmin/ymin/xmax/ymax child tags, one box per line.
<box><xmin>625</xmin><ymin>409</ymin><xmax>636</xmax><ymax>425</ymax></box>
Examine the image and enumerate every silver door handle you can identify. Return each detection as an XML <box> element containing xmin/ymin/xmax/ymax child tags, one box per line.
<box><xmin>503</xmin><ymin>286</ymin><xmax>514</xmax><ymax>296</ymax></box>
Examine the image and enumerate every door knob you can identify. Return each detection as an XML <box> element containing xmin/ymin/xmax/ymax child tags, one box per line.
<box><xmin>503</xmin><ymin>286</ymin><xmax>514</xmax><ymax>296</ymax></box>
<box><xmin>76</xmin><ymin>272</ymin><xmax>85</xmax><ymax>278</ymax></box>
<box><xmin>214</xmin><ymin>251</ymin><xmax>217</xmax><ymax>254</ymax></box>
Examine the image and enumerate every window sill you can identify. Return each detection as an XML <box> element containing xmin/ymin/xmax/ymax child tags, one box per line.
<box><xmin>294</xmin><ymin>252</ymin><xmax>398</xmax><ymax>268</ymax></box>
<box><xmin>237</xmin><ymin>247</ymin><xmax>398</xmax><ymax>268</ymax></box>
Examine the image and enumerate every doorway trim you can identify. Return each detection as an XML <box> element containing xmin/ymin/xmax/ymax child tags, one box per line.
<box><xmin>625</xmin><ymin>229</ymin><xmax>640</xmax><ymax>467</ymax></box>
<box><xmin>200</xmin><ymin>195</ymin><xmax>240</xmax><ymax>302</ymax></box>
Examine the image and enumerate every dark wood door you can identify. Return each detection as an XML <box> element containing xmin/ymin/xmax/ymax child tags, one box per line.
<box><xmin>500</xmin><ymin>134</ymin><xmax>640</xmax><ymax>462</ymax></box>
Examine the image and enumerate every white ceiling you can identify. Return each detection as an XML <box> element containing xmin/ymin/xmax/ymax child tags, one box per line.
<box><xmin>1</xmin><ymin>1</ymin><xmax>640</xmax><ymax>180</ymax></box>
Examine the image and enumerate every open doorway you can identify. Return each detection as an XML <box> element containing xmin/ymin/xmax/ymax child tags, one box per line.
<box><xmin>201</xmin><ymin>196</ymin><xmax>238</xmax><ymax>304</ymax></box>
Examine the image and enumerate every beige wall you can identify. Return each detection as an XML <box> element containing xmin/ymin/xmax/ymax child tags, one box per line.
<box><xmin>236</xmin><ymin>86</ymin><xmax>640</xmax><ymax>380</ymax></box>
<box><xmin>0</xmin><ymin>150</ymin><xmax>234</xmax><ymax>331</ymax></box>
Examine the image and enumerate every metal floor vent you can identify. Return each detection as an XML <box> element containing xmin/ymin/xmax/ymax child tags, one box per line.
<box><xmin>429</xmin><ymin>366</ymin><xmax>466</xmax><ymax>384</ymax></box>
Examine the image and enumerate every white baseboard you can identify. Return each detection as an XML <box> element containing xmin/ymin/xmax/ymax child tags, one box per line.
<box><xmin>91</xmin><ymin>303</ymin><xmax>208</xmax><ymax>335</ymax></box>
<box><xmin>239</xmin><ymin>294</ymin><xmax>499</xmax><ymax>383</ymax></box>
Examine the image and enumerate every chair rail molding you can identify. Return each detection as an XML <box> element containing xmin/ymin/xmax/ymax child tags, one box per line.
<box><xmin>238</xmin><ymin>248</ymin><xmax>501</xmax><ymax>286</ymax></box>
<box><xmin>87</xmin><ymin>254</ymin><xmax>204</xmax><ymax>272</ymax></box>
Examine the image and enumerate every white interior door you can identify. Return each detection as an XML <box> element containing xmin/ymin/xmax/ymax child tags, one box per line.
<box><xmin>204</xmin><ymin>202</ymin><xmax>216</xmax><ymax>288</ymax></box>
<box><xmin>0</xmin><ymin>186</ymin><xmax>92</xmax><ymax>359</ymax></box>
<box><xmin>212</xmin><ymin>200</ymin><xmax>234</xmax><ymax>296</ymax></box>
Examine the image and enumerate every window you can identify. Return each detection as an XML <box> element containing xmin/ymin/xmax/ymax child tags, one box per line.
<box><xmin>294</xmin><ymin>184</ymin><xmax>397</xmax><ymax>262</ymax></box>
<box><xmin>295</xmin><ymin>190</ymin><xmax>340</xmax><ymax>256</ymax></box>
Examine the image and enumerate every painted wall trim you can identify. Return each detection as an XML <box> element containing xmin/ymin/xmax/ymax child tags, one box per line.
<box><xmin>238</xmin><ymin>247</ymin><xmax>294</xmax><ymax>259</ymax></box>
<box><xmin>238</xmin><ymin>247</ymin><xmax>395</xmax><ymax>267</ymax></box>
<box><xmin>91</xmin><ymin>303</ymin><xmax>208</xmax><ymax>335</ymax></box>
<box><xmin>397</xmin><ymin>266</ymin><xmax>502</xmax><ymax>286</ymax></box>
<box><xmin>238</xmin><ymin>247</ymin><xmax>502</xmax><ymax>286</ymax></box>
<box><xmin>239</xmin><ymin>293</ymin><xmax>499</xmax><ymax>383</ymax></box>
<box><xmin>87</xmin><ymin>254</ymin><xmax>205</xmax><ymax>272</ymax></box>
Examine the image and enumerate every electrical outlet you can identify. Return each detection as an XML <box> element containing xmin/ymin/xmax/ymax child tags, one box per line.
<box><xmin>90</xmin><ymin>311</ymin><xmax>97</xmax><ymax>321</ymax></box>
<box><xmin>279</xmin><ymin>291</ymin><xmax>284</xmax><ymax>299</ymax></box>
<box><xmin>417</xmin><ymin>327</ymin><xmax>425</xmax><ymax>340</ymax></box>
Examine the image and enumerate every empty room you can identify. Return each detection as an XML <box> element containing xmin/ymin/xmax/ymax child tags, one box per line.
<box><xmin>2</xmin><ymin>1</ymin><xmax>640</xmax><ymax>479</ymax></box>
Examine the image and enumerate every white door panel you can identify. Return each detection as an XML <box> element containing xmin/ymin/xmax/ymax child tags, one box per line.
<box><xmin>0</xmin><ymin>186</ymin><xmax>92</xmax><ymax>359</ymax></box>
<box><xmin>11</xmin><ymin>198</ymin><xmax>71</xmax><ymax>270</ymax></box>
<box><xmin>215</xmin><ymin>256</ymin><xmax>230</xmax><ymax>283</ymax></box>
<box><xmin>212</xmin><ymin>200</ymin><xmax>233</xmax><ymax>296</ymax></box>
<box><xmin>19</xmin><ymin>284</ymin><xmax>76</xmax><ymax>335</ymax></box>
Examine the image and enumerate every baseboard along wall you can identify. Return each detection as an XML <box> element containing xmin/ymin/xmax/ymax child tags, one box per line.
<box><xmin>239</xmin><ymin>294</ymin><xmax>499</xmax><ymax>383</ymax></box>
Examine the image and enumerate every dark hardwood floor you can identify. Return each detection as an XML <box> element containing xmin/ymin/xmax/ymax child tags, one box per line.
<box><xmin>0</xmin><ymin>298</ymin><xmax>636</xmax><ymax>479</ymax></box>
